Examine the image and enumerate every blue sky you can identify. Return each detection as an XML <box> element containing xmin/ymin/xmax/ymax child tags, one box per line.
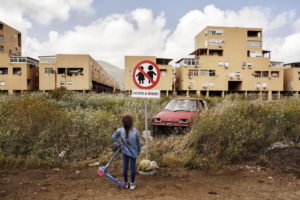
<box><xmin>0</xmin><ymin>0</ymin><xmax>299</xmax><ymax>67</ymax></box>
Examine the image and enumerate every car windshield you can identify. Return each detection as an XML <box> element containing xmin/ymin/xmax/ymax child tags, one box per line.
<box><xmin>164</xmin><ymin>99</ymin><xmax>197</xmax><ymax>112</ymax></box>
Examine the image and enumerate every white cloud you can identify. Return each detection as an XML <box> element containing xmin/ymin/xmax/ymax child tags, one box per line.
<box><xmin>23</xmin><ymin>8</ymin><xmax>170</xmax><ymax>67</ymax></box>
<box><xmin>266</xmin><ymin>29</ymin><xmax>300</xmax><ymax>62</ymax></box>
<box><xmin>0</xmin><ymin>0</ymin><xmax>94</xmax><ymax>32</ymax></box>
<box><xmin>162</xmin><ymin>5</ymin><xmax>296</xmax><ymax>61</ymax></box>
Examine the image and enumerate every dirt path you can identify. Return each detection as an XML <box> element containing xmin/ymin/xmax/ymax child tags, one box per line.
<box><xmin>0</xmin><ymin>166</ymin><xmax>299</xmax><ymax>200</ymax></box>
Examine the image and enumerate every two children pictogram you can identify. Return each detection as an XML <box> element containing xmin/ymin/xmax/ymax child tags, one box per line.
<box><xmin>136</xmin><ymin>65</ymin><xmax>157</xmax><ymax>84</ymax></box>
<box><xmin>133</xmin><ymin>60</ymin><xmax>160</xmax><ymax>89</ymax></box>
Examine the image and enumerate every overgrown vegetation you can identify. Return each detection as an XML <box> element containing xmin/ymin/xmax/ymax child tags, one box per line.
<box><xmin>149</xmin><ymin>99</ymin><xmax>300</xmax><ymax>169</ymax></box>
<box><xmin>0</xmin><ymin>92</ymin><xmax>299</xmax><ymax>169</ymax></box>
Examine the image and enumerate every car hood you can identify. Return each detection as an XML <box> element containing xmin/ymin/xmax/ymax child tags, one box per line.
<box><xmin>153</xmin><ymin>110</ymin><xmax>196</xmax><ymax>122</ymax></box>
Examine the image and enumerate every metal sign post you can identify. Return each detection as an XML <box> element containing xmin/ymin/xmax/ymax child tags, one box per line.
<box><xmin>131</xmin><ymin>60</ymin><xmax>161</xmax><ymax>161</ymax></box>
<box><xmin>144</xmin><ymin>98</ymin><xmax>148</xmax><ymax>160</ymax></box>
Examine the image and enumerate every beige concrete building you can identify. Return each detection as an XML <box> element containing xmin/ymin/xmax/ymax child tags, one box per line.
<box><xmin>0</xmin><ymin>53</ymin><xmax>39</xmax><ymax>94</ymax></box>
<box><xmin>175</xmin><ymin>26</ymin><xmax>284</xmax><ymax>100</ymax></box>
<box><xmin>39</xmin><ymin>54</ymin><xmax>120</xmax><ymax>92</ymax></box>
<box><xmin>124</xmin><ymin>56</ymin><xmax>175</xmax><ymax>95</ymax></box>
<box><xmin>0</xmin><ymin>22</ymin><xmax>38</xmax><ymax>94</ymax></box>
<box><xmin>283</xmin><ymin>62</ymin><xmax>300</xmax><ymax>96</ymax></box>
<box><xmin>0</xmin><ymin>21</ymin><xmax>22</xmax><ymax>56</ymax></box>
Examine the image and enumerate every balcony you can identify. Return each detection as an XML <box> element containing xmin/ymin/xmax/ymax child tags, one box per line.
<box><xmin>247</xmin><ymin>40</ymin><xmax>262</xmax><ymax>48</ymax></box>
<box><xmin>176</xmin><ymin>58</ymin><xmax>200</xmax><ymax>67</ymax></box>
<box><xmin>206</xmin><ymin>39</ymin><xmax>224</xmax><ymax>48</ymax></box>
<box><xmin>247</xmin><ymin>30</ymin><xmax>261</xmax><ymax>38</ymax></box>
<box><xmin>39</xmin><ymin>56</ymin><xmax>56</xmax><ymax>64</ymax></box>
<box><xmin>9</xmin><ymin>56</ymin><xmax>39</xmax><ymax>67</ymax></box>
<box><xmin>156</xmin><ymin>58</ymin><xmax>172</xmax><ymax>65</ymax></box>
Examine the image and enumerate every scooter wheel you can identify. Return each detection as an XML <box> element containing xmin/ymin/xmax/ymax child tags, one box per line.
<box><xmin>97</xmin><ymin>168</ymin><xmax>105</xmax><ymax>176</ymax></box>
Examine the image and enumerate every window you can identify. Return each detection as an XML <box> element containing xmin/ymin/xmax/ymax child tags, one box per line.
<box><xmin>0</xmin><ymin>68</ymin><xmax>8</xmax><ymax>75</ymax></box>
<box><xmin>184</xmin><ymin>58</ymin><xmax>199</xmax><ymax>66</ymax></box>
<box><xmin>209</xmin><ymin>49</ymin><xmax>223</xmax><ymax>56</ymax></box>
<box><xmin>247</xmin><ymin>30</ymin><xmax>261</xmax><ymax>38</ymax></box>
<box><xmin>208</xmin><ymin>39</ymin><xmax>224</xmax><ymax>46</ymax></box>
<box><xmin>248</xmin><ymin>51</ymin><xmax>262</xmax><ymax>57</ymax></box>
<box><xmin>209</xmin><ymin>70</ymin><xmax>216</xmax><ymax>76</ymax></box>
<box><xmin>58</xmin><ymin>68</ymin><xmax>66</xmax><ymax>74</ymax></box>
<box><xmin>18</xmin><ymin>33</ymin><xmax>21</xmax><ymax>47</ymax></box>
<box><xmin>0</xmin><ymin>23</ymin><xmax>3</xmax><ymax>29</ymax></box>
<box><xmin>13</xmin><ymin>68</ymin><xmax>21</xmax><ymax>75</ymax></box>
<box><xmin>200</xmin><ymin>70</ymin><xmax>208</xmax><ymax>76</ymax></box>
<box><xmin>189</xmin><ymin>70</ymin><xmax>198</xmax><ymax>76</ymax></box>
<box><xmin>67</xmin><ymin>81</ymin><xmax>72</xmax><ymax>86</ymax></box>
<box><xmin>44</xmin><ymin>68</ymin><xmax>53</xmax><ymax>74</ymax></box>
<box><xmin>60</xmin><ymin>81</ymin><xmax>65</xmax><ymax>87</ymax></box>
<box><xmin>298</xmin><ymin>72</ymin><xmax>300</xmax><ymax>80</ymax></box>
<box><xmin>236</xmin><ymin>72</ymin><xmax>241</xmax><ymax>78</ymax></box>
<box><xmin>247</xmin><ymin>40</ymin><xmax>262</xmax><ymax>47</ymax></box>
<box><xmin>208</xmin><ymin>29</ymin><xmax>224</xmax><ymax>36</ymax></box>
<box><xmin>0</xmin><ymin>46</ymin><xmax>3</xmax><ymax>52</ymax></box>
<box><xmin>160</xmin><ymin>69</ymin><xmax>167</xmax><ymax>76</ymax></box>
<box><xmin>0</xmin><ymin>81</ymin><xmax>5</xmax><ymax>86</ymax></box>
<box><xmin>253</xmin><ymin>71</ymin><xmax>261</xmax><ymax>78</ymax></box>
<box><xmin>271</xmin><ymin>71</ymin><xmax>279</xmax><ymax>78</ymax></box>
<box><xmin>0</xmin><ymin>34</ymin><xmax>3</xmax><ymax>41</ymax></box>
<box><xmin>262</xmin><ymin>71</ymin><xmax>269</xmax><ymax>77</ymax></box>
<box><xmin>67</xmin><ymin>68</ymin><xmax>83</xmax><ymax>76</ymax></box>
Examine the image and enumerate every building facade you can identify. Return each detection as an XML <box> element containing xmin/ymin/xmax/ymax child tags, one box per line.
<box><xmin>124</xmin><ymin>56</ymin><xmax>175</xmax><ymax>95</ymax></box>
<box><xmin>0</xmin><ymin>21</ymin><xmax>22</xmax><ymax>56</ymax></box>
<box><xmin>176</xmin><ymin>26</ymin><xmax>284</xmax><ymax>100</ymax></box>
<box><xmin>39</xmin><ymin>54</ymin><xmax>120</xmax><ymax>92</ymax></box>
<box><xmin>0</xmin><ymin>53</ymin><xmax>39</xmax><ymax>94</ymax></box>
<box><xmin>0</xmin><ymin>22</ymin><xmax>38</xmax><ymax>94</ymax></box>
<box><xmin>283</xmin><ymin>62</ymin><xmax>300</xmax><ymax>96</ymax></box>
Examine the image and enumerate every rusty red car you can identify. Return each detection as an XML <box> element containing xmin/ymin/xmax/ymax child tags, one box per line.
<box><xmin>151</xmin><ymin>98</ymin><xmax>208</xmax><ymax>135</ymax></box>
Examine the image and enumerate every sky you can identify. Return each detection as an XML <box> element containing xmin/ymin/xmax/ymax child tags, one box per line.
<box><xmin>0</xmin><ymin>0</ymin><xmax>300</xmax><ymax>68</ymax></box>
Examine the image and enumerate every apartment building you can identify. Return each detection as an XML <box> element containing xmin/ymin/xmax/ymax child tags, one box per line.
<box><xmin>124</xmin><ymin>56</ymin><xmax>175</xmax><ymax>95</ymax></box>
<box><xmin>176</xmin><ymin>26</ymin><xmax>283</xmax><ymax>100</ymax></box>
<box><xmin>283</xmin><ymin>62</ymin><xmax>300</xmax><ymax>96</ymax></box>
<box><xmin>0</xmin><ymin>21</ymin><xmax>22</xmax><ymax>56</ymax></box>
<box><xmin>0</xmin><ymin>22</ymin><xmax>38</xmax><ymax>94</ymax></box>
<box><xmin>39</xmin><ymin>54</ymin><xmax>120</xmax><ymax>92</ymax></box>
<box><xmin>0</xmin><ymin>53</ymin><xmax>39</xmax><ymax>94</ymax></box>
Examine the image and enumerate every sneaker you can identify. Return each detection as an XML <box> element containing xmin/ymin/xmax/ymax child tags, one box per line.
<box><xmin>125</xmin><ymin>182</ymin><xmax>130</xmax><ymax>189</ymax></box>
<box><xmin>130</xmin><ymin>182</ymin><xmax>136</xmax><ymax>190</ymax></box>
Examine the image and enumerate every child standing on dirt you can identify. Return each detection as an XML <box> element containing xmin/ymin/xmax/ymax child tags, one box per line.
<box><xmin>112</xmin><ymin>115</ymin><xmax>141</xmax><ymax>189</ymax></box>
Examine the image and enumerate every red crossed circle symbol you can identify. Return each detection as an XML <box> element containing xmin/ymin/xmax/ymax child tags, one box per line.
<box><xmin>132</xmin><ymin>60</ymin><xmax>160</xmax><ymax>89</ymax></box>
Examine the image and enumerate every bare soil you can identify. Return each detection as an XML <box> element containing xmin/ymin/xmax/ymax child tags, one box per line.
<box><xmin>0</xmin><ymin>147</ymin><xmax>299</xmax><ymax>200</ymax></box>
<box><xmin>0</xmin><ymin>167</ymin><xmax>299</xmax><ymax>200</ymax></box>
